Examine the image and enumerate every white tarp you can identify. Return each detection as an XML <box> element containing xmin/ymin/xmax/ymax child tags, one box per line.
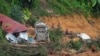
<box><xmin>19</xmin><ymin>32</ymin><xmax>28</xmax><ymax>40</ymax></box>
<box><xmin>6</xmin><ymin>33</ymin><xmax>18</xmax><ymax>43</ymax></box>
<box><xmin>77</xmin><ymin>33</ymin><xmax>91</xmax><ymax>41</ymax></box>
<box><xmin>6</xmin><ymin>32</ymin><xmax>28</xmax><ymax>44</ymax></box>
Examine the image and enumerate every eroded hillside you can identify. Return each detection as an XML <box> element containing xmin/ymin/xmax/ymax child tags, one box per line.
<box><xmin>41</xmin><ymin>14</ymin><xmax>100</xmax><ymax>39</ymax></box>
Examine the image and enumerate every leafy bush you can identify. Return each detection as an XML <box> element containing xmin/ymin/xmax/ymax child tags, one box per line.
<box><xmin>87</xmin><ymin>38</ymin><xmax>100</xmax><ymax>50</ymax></box>
<box><xmin>0</xmin><ymin>0</ymin><xmax>11</xmax><ymax>15</ymax></box>
<box><xmin>48</xmin><ymin>28</ymin><xmax>63</xmax><ymax>51</ymax></box>
<box><xmin>32</xmin><ymin>0</ymin><xmax>40</xmax><ymax>9</ymax></box>
<box><xmin>23</xmin><ymin>8</ymin><xmax>31</xmax><ymax>21</ymax></box>
<box><xmin>9</xmin><ymin>5</ymin><xmax>23</xmax><ymax>23</ymax></box>
<box><xmin>91</xmin><ymin>1</ymin><xmax>100</xmax><ymax>17</ymax></box>
<box><xmin>49</xmin><ymin>28</ymin><xmax>63</xmax><ymax>42</ymax></box>
<box><xmin>26</xmin><ymin>17</ymin><xmax>38</xmax><ymax>27</ymax></box>
<box><xmin>66</xmin><ymin>40</ymin><xmax>82</xmax><ymax>50</ymax></box>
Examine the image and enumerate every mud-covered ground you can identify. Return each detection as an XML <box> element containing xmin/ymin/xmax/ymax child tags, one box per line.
<box><xmin>48</xmin><ymin>50</ymin><xmax>100</xmax><ymax>56</ymax></box>
<box><xmin>27</xmin><ymin>15</ymin><xmax>100</xmax><ymax>56</ymax></box>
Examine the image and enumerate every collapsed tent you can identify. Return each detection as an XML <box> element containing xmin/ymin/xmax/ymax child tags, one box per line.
<box><xmin>0</xmin><ymin>14</ymin><xmax>27</xmax><ymax>33</ymax></box>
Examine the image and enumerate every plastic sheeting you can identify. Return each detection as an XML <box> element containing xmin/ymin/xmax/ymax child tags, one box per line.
<box><xmin>19</xmin><ymin>32</ymin><xmax>28</xmax><ymax>40</ymax></box>
<box><xmin>6</xmin><ymin>33</ymin><xmax>18</xmax><ymax>43</ymax></box>
<box><xmin>77</xmin><ymin>33</ymin><xmax>91</xmax><ymax>40</ymax></box>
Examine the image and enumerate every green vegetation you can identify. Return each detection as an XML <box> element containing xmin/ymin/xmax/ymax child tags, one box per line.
<box><xmin>10</xmin><ymin>5</ymin><xmax>23</xmax><ymax>23</ymax></box>
<box><xmin>0</xmin><ymin>0</ymin><xmax>100</xmax><ymax>56</ymax></box>
<box><xmin>66</xmin><ymin>40</ymin><xmax>82</xmax><ymax>50</ymax></box>
<box><xmin>49</xmin><ymin>28</ymin><xmax>63</xmax><ymax>42</ymax></box>
<box><xmin>0</xmin><ymin>44</ymin><xmax>47</xmax><ymax>56</ymax></box>
<box><xmin>48</xmin><ymin>28</ymin><xmax>63</xmax><ymax>52</ymax></box>
<box><xmin>0</xmin><ymin>27</ymin><xmax>6</xmax><ymax>43</ymax></box>
<box><xmin>47</xmin><ymin>0</ymin><xmax>100</xmax><ymax>17</ymax></box>
<box><xmin>88</xmin><ymin>39</ymin><xmax>100</xmax><ymax>51</ymax></box>
<box><xmin>48</xmin><ymin>41</ymin><xmax>62</xmax><ymax>52</ymax></box>
<box><xmin>0</xmin><ymin>0</ymin><xmax>100</xmax><ymax>22</ymax></box>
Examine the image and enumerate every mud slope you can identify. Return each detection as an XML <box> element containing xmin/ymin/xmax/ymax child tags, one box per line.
<box><xmin>72</xmin><ymin>51</ymin><xmax>100</xmax><ymax>56</ymax></box>
<box><xmin>41</xmin><ymin>14</ymin><xmax>100</xmax><ymax>38</ymax></box>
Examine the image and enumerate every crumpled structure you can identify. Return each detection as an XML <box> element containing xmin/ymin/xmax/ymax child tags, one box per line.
<box><xmin>0</xmin><ymin>14</ymin><xmax>27</xmax><ymax>33</ymax></box>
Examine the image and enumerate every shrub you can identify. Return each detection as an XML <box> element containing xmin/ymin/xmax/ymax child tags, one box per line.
<box><xmin>49</xmin><ymin>28</ymin><xmax>63</xmax><ymax>42</ymax></box>
<box><xmin>32</xmin><ymin>0</ymin><xmax>40</xmax><ymax>9</ymax></box>
<box><xmin>23</xmin><ymin>8</ymin><xmax>31</xmax><ymax>21</ymax></box>
<box><xmin>0</xmin><ymin>0</ymin><xmax>11</xmax><ymax>15</ymax></box>
<box><xmin>48</xmin><ymin>28</ymin><xmax>64</xmax><ymax>52</ymax></box>
<box><xmin>66</xmin><ymin>40</ymin><xmax>82</xmax><ymax>50</ymax></box>
<box><xmin>26</xmin><ymin>17</ymin><xmax>38</xmax><ymax>27</ymax></box>
<box><xmin>9</xmin><ymin>5</ymin><xmax>23</xmax><ymax>23</ymax></box>
<box><xmin>90</xmin><ymin>39</ymin><xmax>100</xmax><ymax>50</ymax></box>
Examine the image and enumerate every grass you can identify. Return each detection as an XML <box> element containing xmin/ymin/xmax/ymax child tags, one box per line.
<box><xmin>65</xmin><ymin>40</ymin><xmax>82</xmax><ymax>50</ymax></box>
<box><xmin>0</xmin><ymin>0</ymin><xmax>100</xmax><ymax>21</ymax></box>
<box><xmin>49</xmin><ymin>28</ymin><xmax>63</xmax><ymax>42</ymax></box>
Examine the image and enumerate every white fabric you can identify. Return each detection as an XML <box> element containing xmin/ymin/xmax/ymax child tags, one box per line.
<box><xmin>6</xmin><ymin>33</ymin><xmax>18</xmax><ymax>43</ymax></box>
<box><xmin>77</xmin><ymin>33</ymin><xmax>91</xmax><ymax>40</ymax></box>
<box><xmin>19</xmin><ymin>32</ymin><xmax>28</xmax><ymax>40</ymax></box>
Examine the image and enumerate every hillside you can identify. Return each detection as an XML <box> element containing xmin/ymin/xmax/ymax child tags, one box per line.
<box><xmin>41</xmin><ymin>14</ymin><xmax>100</xmax><ymax>38</ymax></box>
<box><xmin>0</xmin><ymin>0</ymin><xmax>100</xmax><ymax>56</ymax></box>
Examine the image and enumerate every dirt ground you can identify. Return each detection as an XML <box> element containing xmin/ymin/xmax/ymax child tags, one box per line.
<box><xmin>40</xmin><ymin>14</ymin><xmax>100</xmax><ymax>56</ymax></box>
<box><xmin>41</xmin><ymin>14</ymin><xmax>100</xmax><ymax>39</ymax></box>
<box><xmin>72</xmin><ymin>51</ymin><xmax>100</xmax><ymax>56</ymax></box>
<box><xmin>48</xmin><ymin>51</ymin><xmax>100</xmax><ymax>56</ymax></box>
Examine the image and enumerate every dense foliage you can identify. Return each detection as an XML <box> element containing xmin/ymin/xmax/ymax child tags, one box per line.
<box><xmin>49</xmin><ymin>28</ymin><xmax>63</xmax><ymax>42</ymax></box>
<box><xmin>0</xmin><ymin>0</ymin><xmax>100</xmax><ymax>21</ymax></box>
<box><xmin>47</xmin><ymin>0</ymin><xmax>100</xmax><ymax>17</ymax></box>
<box><xmin>66</xmin><ymin>40</ymin><xmax>82</xmax><ymax>50</ymax></box>
<box><xmin>0</xmin><ymin>44</ymin><xmax>48</xmax><ymax>56</ymax></box>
